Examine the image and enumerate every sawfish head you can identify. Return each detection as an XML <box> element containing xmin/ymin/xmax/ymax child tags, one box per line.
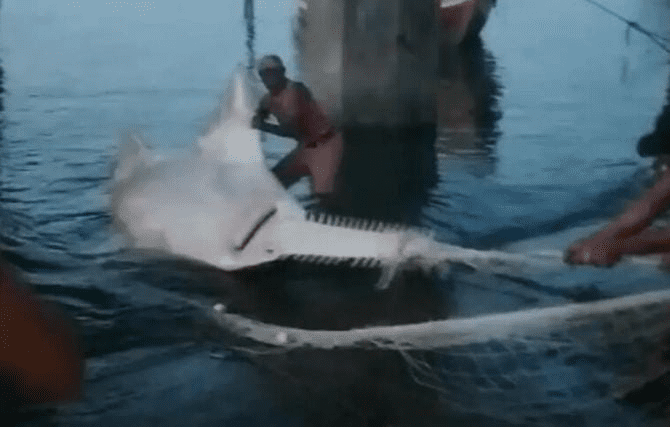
<box><xmin>110</xmin><ymin>64</ymin><xmax>305</xmax><ymax>270</ymax></box>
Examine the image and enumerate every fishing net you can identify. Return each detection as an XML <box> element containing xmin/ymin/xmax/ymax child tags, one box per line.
<box><xmin>202</xmin><ymin>260</ymin><xmax>670</xmax><ymax>425</ymax></box>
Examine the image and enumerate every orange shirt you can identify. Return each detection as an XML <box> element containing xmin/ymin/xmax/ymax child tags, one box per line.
<box><xmin>259</xmin><ymin>81</ymin><xmax>334</xmax><ymax>146</ymax></box>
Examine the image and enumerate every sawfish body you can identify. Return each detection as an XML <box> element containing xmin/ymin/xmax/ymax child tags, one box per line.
<box><xmin>110</xmin><ymin>65</ymin><xmax>432</xmax><ymax>281</ymax></box>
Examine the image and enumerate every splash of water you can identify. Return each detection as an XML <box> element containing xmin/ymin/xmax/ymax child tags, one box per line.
<box><xmin>111</xmin><ymin>64</ymin><xmax>303</xmax><ymax>267</ymax></box>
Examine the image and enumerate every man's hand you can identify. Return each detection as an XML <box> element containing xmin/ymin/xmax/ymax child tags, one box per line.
<box><xmin>251</xmin><ymin>114</ymin><xmax>265</xmax><ymax>130</ymax></box>
<box><xmin>564</xmin><ymin>237</ymin><xmax>622</xmax><ymax>267</ymax></box>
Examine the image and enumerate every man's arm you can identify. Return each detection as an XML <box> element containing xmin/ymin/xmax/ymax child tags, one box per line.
<box><xmin>250</xmin><ymin>95</ymin><xmax>297</xmax><ymax>139</ymax></box>
<box><xmin>251</xmin><ymin>95</ymin><xmax>270</xmax><ymax>129</ymax></box>
<box><xmin>566</xmin><ymin>167</ymin><xmax>670</xmax><ymax>265</ymax></box>
<box><xmin>617</xmin><ymin>227</ymin><xmax>670</xmax><ymax>256</ymax></box>
<box><xmin>593</xmin><ymin>167</ymin><xmax>670</xmax><ymax>241</ymax></box>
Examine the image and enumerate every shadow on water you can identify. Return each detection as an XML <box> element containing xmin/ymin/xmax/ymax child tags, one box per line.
<box><xmin>317</xmin><ymin>31</ymin><xmax>502</xmax><ymax>226</ymax></box>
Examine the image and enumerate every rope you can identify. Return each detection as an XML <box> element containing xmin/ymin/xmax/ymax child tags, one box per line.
<box><xmin>582</xmin><ymin>0</ymin><xmax>670</xmax><ymax>55</ymax></box>
<box><xmin>244</xmin><ymin>0</ymin><xmax>256</xmax><ymax>70</ymax></box>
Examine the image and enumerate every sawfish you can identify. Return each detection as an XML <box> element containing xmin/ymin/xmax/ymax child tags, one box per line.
<box><xmin>110</xmin><ymin>65</ymin><xmax>664</xmax><ymax>290</ymax></box>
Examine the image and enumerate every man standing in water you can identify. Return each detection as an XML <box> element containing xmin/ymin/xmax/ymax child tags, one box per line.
<box><xmin>251</xmin><ymin>55</ymin><xmax>343</xmax><ymax>201</ymax></box>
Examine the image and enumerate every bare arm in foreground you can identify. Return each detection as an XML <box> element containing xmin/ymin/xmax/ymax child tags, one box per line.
<box><xmin>566</xmin><ymin>166</ymin><xmax>670</xmax><ymax>266</ymax></box>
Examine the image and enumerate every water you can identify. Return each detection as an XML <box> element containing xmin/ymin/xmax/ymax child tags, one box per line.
<box><xmin>2</xmin><ymin>0</ymin><xmax>670</xmax><ymax>425</ymax></box>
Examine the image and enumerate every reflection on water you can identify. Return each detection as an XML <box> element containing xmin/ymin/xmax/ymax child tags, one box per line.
<box><xmin>328</xmin><ymin>125</ymin><xmax>438</xmax><ymax>224</ymax></box>
<box><xmin>437</xmin><ymin>35</ymin><xmax>502</xmax><ymax>177</ymax></box>
<box><xmin>306</xmin><ymin>22</ymin><xmax>502</xmax><ymax>222</ymax></box>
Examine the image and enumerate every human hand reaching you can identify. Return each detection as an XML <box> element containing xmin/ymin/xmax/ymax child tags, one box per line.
<box><xmin>564</xmin><ymin>237</ymin><xmax>622</xmax><ymax>267</ymax></box>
